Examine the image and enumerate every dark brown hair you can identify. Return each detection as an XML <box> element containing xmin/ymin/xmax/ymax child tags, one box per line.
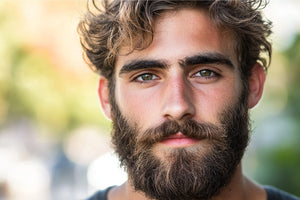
<box><xmin>78</xmin><ymin>0</ymin><xmax>272</xmax><ymax>82</ymax></box>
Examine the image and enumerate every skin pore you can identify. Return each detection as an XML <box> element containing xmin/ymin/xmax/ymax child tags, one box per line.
<box><xmin>98</xmin><ymin>8</ymin><xmax>267</xmax><ymax>200</ymax></box>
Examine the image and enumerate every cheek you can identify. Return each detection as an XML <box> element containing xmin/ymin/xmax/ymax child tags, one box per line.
<box><xmin>195</xmin><ymin>78</ymin><xmax>241</xmax><ymax>123</ymax></box>
<box><xmin>116</xmin><ymin>85</ymin><xmax>160</xmax><ymax>128</ymax></box>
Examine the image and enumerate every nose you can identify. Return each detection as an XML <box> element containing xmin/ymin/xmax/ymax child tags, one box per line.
<box><xmin>161</xmin><ymin>73</ymin><xmax>195</xmax><ymax>121</ymax></box>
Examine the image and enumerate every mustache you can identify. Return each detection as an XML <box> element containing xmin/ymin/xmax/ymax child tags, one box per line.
<box><xmin>137</xmin><ymin>119</ymin><xmax>225</xmax><ymax>146</ymax></box>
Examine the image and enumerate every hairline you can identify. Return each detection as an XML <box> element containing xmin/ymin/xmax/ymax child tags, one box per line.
<box><xmin>114</xmin><ymin>7</ymin><xmax>240</xmax><ymax>78</ymax></box>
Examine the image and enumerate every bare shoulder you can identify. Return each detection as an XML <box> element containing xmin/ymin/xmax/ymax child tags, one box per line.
<box><xmin>107</xmin><ymin>184</ymin><xmax>124</xmax><ymax>200</ymax></box>
<box><xmin>244</xmin><ymin>178</ymin><xmax>267</xmax><ymax>200</ymax></box>
<box><xmin>107</xmin><ymin>182</ymin><xmax>147</xmax><ymax>200</ymax></box>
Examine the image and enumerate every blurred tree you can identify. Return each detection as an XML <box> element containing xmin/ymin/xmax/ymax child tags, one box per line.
<box><xmin>0</xmin><ymin>2</ymin><xmax>110</xmax><ymax>137</ymax></box>
<box><xmin>286</xmin><ymin>34</ymin><xmax>300</xmax><ymax>119</ymax></box>
<box><xmin>253</xmin><ymin>34</ymin><xmax>300</xmax><ymax>196</ymax></box>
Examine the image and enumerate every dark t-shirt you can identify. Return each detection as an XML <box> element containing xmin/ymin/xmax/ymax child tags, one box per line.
<box><xmin>86</xmin><ymin>185</ymin><xmax>300</xmax><ymax>200</ymax></box>
<box><xmin>264</xmin><ymin>186</ymin><xmax>299</xmax><ymax>200</ymax></box>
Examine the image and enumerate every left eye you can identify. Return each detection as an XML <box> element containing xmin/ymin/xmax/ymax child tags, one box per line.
<box><xmin>194</xmin><ymin>69</ymin><xmax>215</xmax><ymax>77</ymax></box>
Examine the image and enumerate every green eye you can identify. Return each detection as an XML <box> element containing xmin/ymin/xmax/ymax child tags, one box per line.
<box><xmin>192</xmin><ymin>69</ymin><xmax>220</xmax><ymax>82</ymax></box>
<box><xmin>196</xmin><ymin>69</ymin><xmax>213</xmax><ymax>77</ymax></box>
<box><xmin>141</xmin><ymin>74</ymin><xmax>153</xmax><ymax>80</ymax></box>
<box><xmin>136</xmin><ymin>73</ymin><xmax>159</xmax><ymax>82</ymax></box>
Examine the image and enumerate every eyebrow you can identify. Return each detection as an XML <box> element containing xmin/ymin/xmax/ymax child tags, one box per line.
<box><xmin>180</xmin><ymin>53</ymin><xmax>235</xmax><ymax>69</ymax></box>
<box><xmin>119</xmin><ymin>60</ymin><xmax>168</xmax><ymax>76</ymax></box>
<box><xmin>118</xmin><ymin>52</ymin><xmax>235</xmax><ymax>76</ymax></box>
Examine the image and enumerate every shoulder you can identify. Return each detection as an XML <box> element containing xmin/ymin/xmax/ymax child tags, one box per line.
<box><xmin>86</xmin><ymin>186</ymin><xmax>116</xmax><ymax>200</ymax></box>
<box><xmin>265</xmin><ymin>185</ymin><xmax>300</xmax><ymax>200</ymax></box>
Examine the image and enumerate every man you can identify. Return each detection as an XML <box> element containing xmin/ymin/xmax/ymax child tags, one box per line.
<box><xmin>78</xmin><ymin>0</ymin><xmax>300</xmax><ymax>199</ymax></box>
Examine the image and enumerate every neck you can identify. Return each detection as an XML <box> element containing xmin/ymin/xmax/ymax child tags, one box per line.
<box><xmin>211</xmin><ymin>164</ymin><xmax>266</xmax><ymax>200</ymax></box>
<box><xmin>108</xmin><ymin>164</ymin><xmax>266</xmax><ymax>200</ymax></box>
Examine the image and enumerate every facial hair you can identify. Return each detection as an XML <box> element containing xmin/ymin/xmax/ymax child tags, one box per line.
<box><xmin>109</xmin><ymin>88</ymin><xmax>250</xmax><ymax>200</ymax></box>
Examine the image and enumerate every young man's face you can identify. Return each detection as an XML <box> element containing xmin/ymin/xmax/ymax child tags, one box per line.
<box><xmin>99</xmin><ymin>8</ymin><xmax>264</xmax><ymax>200</ymax></box>
<box><xmin>115</xmin><ymin>8</ymin><xmax>241</xmax><ymax>145</ymax></box>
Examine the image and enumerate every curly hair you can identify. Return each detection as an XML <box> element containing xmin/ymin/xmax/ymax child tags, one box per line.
<box><xmin>78</xmin><ymin>0</ymin><xmax>272</xmax><ymax>82</ymax></box>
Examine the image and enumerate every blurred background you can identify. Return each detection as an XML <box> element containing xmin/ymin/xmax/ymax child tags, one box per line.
<box><xmin>0</xmin><ymin>0</ymin><xmax>299</xmax><ymax>199</ymax></box>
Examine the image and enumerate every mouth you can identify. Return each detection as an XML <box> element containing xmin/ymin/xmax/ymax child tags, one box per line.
<box><xmin>159</xmin><ymin>132</ymin><xmax>200</xmax><ymax>148</ymax></box>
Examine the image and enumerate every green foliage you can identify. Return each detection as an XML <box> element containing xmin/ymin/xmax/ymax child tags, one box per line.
<box><xmin>255</xmin><ymin>137</ymin><xmax>300</xmax><ymax>195</ymax></box>
<box><xmin>0</xmin><ymin>4</ymin><xmax>110</xmax><ymax>136</ymax></box>
<box><xmin>285</xmin><ymin>34</ymin><xmax>300</xmax><ymax>118</ymax></box>
<box><xmin>250</xmin><ymin>34</ymin><xmax>300</xmax><ymax>196</ymax></box>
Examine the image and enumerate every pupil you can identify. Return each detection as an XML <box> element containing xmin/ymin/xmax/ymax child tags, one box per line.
<box><xmin>201</xmin><ymin>70</ymin><xmax>211</xmax><ymax>76</ymax></box>
<box><xmin>143</xmin><ymin>74</ymin><xmax>152</xmax><ymax>80</ymax></box>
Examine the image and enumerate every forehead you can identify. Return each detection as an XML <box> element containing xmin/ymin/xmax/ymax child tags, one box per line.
<box><xmin>116</xmin><ymin>8</ymin><xmax>238</xmax><ymax>70</ymax></box>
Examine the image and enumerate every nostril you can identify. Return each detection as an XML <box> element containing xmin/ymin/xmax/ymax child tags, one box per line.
<box><xmin>181</xmin><ymin>113</ymin><xmax>193</xmax><ymax>120</ymax></box>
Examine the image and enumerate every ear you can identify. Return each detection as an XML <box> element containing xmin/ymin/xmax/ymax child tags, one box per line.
<box><xmin>248</xmin><ymin>63</ymin><xmax>266</xmax><ymax>109</ymax></box>
<box><xmin>98</xmin><ymin>77</ymin><xmax>112</xmax><ymax>120</ymax></box>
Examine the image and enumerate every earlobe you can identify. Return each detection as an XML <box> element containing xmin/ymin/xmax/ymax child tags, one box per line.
<box><xmin>248</xmin><ymin>63</ymin><xmax>266</xmax><ymax>109</ymax></box>
<box><xmin>98</xmin><ymin>77</ymin><xmax>112</xmax><ymax>120</ymax></box>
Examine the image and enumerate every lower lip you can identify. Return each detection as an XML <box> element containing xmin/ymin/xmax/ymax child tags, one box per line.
<box><xmin>160</xmin><ymin>137</ymin><xmax>200</xmax><ymax>147</ymax></box>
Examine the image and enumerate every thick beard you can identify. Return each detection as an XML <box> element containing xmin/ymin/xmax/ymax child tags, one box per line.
<box><xmin>109</xmin><ymin>88</ymin><xmax>249</xmax><ymax>200</ymax></box>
